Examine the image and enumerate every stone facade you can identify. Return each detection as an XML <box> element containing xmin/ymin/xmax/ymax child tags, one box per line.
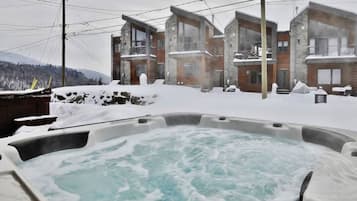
<box><xmin>224</xmin><ymin>19</ymin><xmax>239</xmax><ymax>86</ymax></box>
<box><xmin>289</xmin><ymin>10</ymin><xmax>309</xmax><ymax>87</ymax></box>
<box><xmin>120</xmin><ymin>22</ymin><xmax>131</xmax><ymax>84</ymax></box>
<box><xmin>165</xmin><ymin>15</ymin><xmax>178</xmax><ymax>85</ymax></box>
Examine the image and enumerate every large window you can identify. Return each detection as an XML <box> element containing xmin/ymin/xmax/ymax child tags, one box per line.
<box><xmin>309</xmin><ymin>19</ymin><xmax>354</xmax><ymax>56</ymax></box>
<box><xmin>178</xmin><ymin>21</ymin><xmax>200</xmax><ymax>51</ymax></box>
<box><xmin>317</xmin><ymin>69</ymin><xmax>341</xmax><ymax>85</ymax></box>
<box><xmin>278</xmin><ymin>40</ymin><xmax>288</xmax><ymax>51</ymax></box>
<box><xmin>131</xmin><ymin>26</ymin><xmax>146</xmax><ymax>47</ymax></box>
<box><xmin>239</xmin><ymin>26</ymin><xmax>272</xmax><ymax>58</ymax></box>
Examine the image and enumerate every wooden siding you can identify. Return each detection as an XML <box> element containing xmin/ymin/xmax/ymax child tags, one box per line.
<box><xmin>238</xmin><ymin>65</ymin><xmax>274</xmax><ymax>92</ymax></box>
<box><xmin>0</xmin><ymin>95</ymin><xmax>50</xmax><ymax>137</ymax></box>
<box><xmin>156</xmin><ymin>32</ymin><xmax>165</xmax><ymax>63</ymax></box>
<box><xmin>307</xmin><ymin>63</ymin><xmax>357</xmax><ymax>95</ymax></box>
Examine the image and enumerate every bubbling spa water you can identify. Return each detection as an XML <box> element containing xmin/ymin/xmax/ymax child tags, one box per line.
<box><xmin>19</xmin><ymin>126</ymin><xmax>328</xmax><ymax>201</ymax></box>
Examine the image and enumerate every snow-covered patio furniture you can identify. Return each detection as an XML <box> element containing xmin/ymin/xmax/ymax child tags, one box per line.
<box><xmin>14</xmin><ymin>115</ymin><xmax>57</xmax><ymax>128</ymax></box>
<box><xmin>332</xmin><ymin>85</ymin><xmax>352</xmax><ymax>96</ymax></box>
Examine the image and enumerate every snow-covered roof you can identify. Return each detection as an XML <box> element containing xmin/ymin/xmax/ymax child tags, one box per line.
<box><xmin>170</xmin><ymin>6</ymin><xmax>223</xmax><ymax>35</ymax></box>
<box><xmin>122</xmin><ymin>15</ymin><xmax>157</xmax><ymax>32</ymax></box>
<box><xmin>235</xmin><ymin>11</ymin><xmax>277</xmax><ymax>28</ymax></box>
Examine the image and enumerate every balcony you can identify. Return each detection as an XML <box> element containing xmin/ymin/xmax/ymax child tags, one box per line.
<box><xmin>306</xmin><ymin>44</ymin><xmax>357</xmax><ymax>64</ymax></box>
<box><xmin>121</xmin><ymin>46</ymin><xmax>157</xmax><ymax>60</ymax></box>
<box><xmin>177</xmin><ymin>42</ymin><xmax>199</xmax><ymax>52</ymax></box>
<box><xmin>233</xmin><ymin>48</ymin><xmax>274</xmax><ymax>66</ymax></box>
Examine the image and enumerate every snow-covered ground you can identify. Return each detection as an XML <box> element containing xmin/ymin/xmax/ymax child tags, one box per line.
<box><xmin>48</xmin><ymin>84</ymin><xmax>357</xmax><ymax>132</ymax></box>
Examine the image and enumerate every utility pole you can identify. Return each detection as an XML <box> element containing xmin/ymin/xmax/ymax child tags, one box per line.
<box><xmin>260</xmin><ymin>0</ymin><xmax>268</xmax><ymax>99</ymax></box>
<box><xmin>62</xmin><ymin>0</ymin><xmax>66</xmax><ymax>87</ymax></box>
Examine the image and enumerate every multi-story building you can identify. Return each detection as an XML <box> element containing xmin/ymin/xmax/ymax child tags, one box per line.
<box><xmin>118</xmin><ymin>15</ymin><xmax>165</xmax><ymax>84</ymax></box>
<box><xmin>290</xmin><ymin>2</ymin><xmax>357</xmax><ymax>94</ymax></box>
<box><xmin>165</xmin><ymin>6</ymin><xmax>224</xmax><ymax>90</ymax></box>
<box><xmin>224</xmin><ymin>11</ymin><xmax>278</xmax><ymax>92</ymax></box>
<box><xmin>111</xmin><ymin>2</ymin><xmax>357</xmax><ymax>95</ymax></box>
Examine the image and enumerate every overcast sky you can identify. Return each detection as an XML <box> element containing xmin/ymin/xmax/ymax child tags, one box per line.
<box><xmin>1</xmin><ymin>0</ymin><xmax>356</xmax><ymax>76</ymax></box>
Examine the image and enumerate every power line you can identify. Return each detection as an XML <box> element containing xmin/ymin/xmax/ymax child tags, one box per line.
<box><xmin>0</xmin><ymin>35</ymin><xmax>60</xmax><ymax>52</ymax></box>
<box><xmin>69</xmin><ymin>0</ymin><xmax>255</xmax><ymax>36</ymax></box>
<box><xmin>66</xmin><ymin>0</ymin><xmax>201</xmax><ymax>26</ymax></box>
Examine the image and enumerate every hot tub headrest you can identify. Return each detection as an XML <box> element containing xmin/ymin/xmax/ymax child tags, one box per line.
<box><xmin>164</xmin><ymin>114</ymin><xmax>202</xmax><ymax>126</ymax></box>
<box><xmin>9</xmin><ymin>132</ymin><xmax>89</xmax><ymax>161</ymax></box>
<box><xmin>302</xmin><ymin>127</ymin><xmax>355</xmax><ymax>152</ymax></box>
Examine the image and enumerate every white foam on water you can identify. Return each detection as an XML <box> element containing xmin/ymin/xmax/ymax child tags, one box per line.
<box><xmin>19</xmin><ymin>126</ymin><xmax>334</xmax><ymax>201</ymax></box>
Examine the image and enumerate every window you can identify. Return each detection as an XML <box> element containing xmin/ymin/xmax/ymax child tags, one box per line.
<box><xmin>183</xmin><ymin>63</ymin><xmax>199</xmax><ymax>77</ymax></box>
<box><xmin>249</xmin><ymin>70</ymin><xmax>261</xmax><ymax>84</ymax></box>
<box><xmin>131</xmin><ymin>25</ymin><xmax>146</xmax><ymax>47</ymax></box>
<box><xmin>317</xmin><ymin>69</ymin><xmax>341</xmax><ymax>85</ymax></box>
<box><xmin>283</xmin><ymin>41</ymin><xmax>288</xmax><ymax>47</ymax></box>
<box><xmin>316</xmin><ymin>38</ymin><xmax>328</xmax><ymax>56</ymax></box>
<box><xmin>278</xmin><ymin>40</ymin><xmax>288</xmax><ymax>51</ymax></box>
<box><xmin>328</xmin><ymin>38</ymin><xmax>338</xmax><ymax>56</ymax></box>
<box><xmin>332</xmin><ymin>69</ymin><xmax>341</xmax><ymax>84</ymax></box>
<box><xmin>309</xmin><ymin>39</ymin><xmax>315</xmax><ymax>54</ymax></box>
<box><xmin>239</xmin><ymin>26</ymin><xmax>272</xmax><ymax>57</ymax></box>
<box><xmin>178</xmin><ymin>21</ymin><xmax>200</xmax><ymax>51</ymax></box>
<box><xmin>278</xmin><ymin>41</ymin><xmax>283</xmax><ymax>48</ymax></box>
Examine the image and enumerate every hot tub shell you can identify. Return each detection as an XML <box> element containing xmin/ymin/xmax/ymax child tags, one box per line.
<box><xmin>0</xmin><ymin>113</ymin><xmax>357</xmax><ymax>201</ymax></box>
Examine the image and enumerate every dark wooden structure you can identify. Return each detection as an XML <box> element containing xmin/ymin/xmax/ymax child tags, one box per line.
<box><xmin>0</xmin><ymin>89</ymin><xmax>51</xmax><ymax>137</ymax></box>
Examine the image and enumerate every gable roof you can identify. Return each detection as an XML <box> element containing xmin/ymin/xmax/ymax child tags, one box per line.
<box><xmin>170</xmin><ymin>6</ymin><xmax>223</xmax><ymax>35</ymax></box>
<box><xmin>235</xmin><ymin>11</ymin><xmax>277</xmax><ymax>28</ymax></box>
<box><xmin>122</xmin><ymin>15</ymin><xmax>157</xmax><ymax>32</ymax></box>
<box><xmin>308</xmin><ymin>1</ymin><xmax>357</xmax><ymax>21</ymax></box>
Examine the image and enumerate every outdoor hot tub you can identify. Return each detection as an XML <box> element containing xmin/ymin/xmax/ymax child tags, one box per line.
<box><xmin>0</xmin><ymin>113</ymin><xmax>357</xmax><ymax>201</ymax></box>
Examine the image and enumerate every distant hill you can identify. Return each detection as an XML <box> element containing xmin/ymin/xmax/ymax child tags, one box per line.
<box><xmin>0</xmin><ymin>61</ymin><xmax>98</xmax><ymax>90</ymax></box>
<box><xmin>0</xmin><ymin>51</ymin><xmax>43</xmax><ymax>66</ymax></box>
<box><xmin>0</xmin><ymin>52</ymin><xmax>110</xmax><ymax>84</ymax></box>
<box><xmin>0</xmin><ymin>52</ymin><xmax>110</xmax><ymax>90</ymax></box>
<box><xmin>78</xmin><ymin>69</ymin><xmax>110</xmax><ymax>84</ymax></box>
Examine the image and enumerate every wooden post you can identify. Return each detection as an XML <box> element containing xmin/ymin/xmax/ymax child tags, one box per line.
<box><xmin>260</xmin><ymin>0</ymin><xmax>268</xmax><ymax>99</ymax></box>
<box><xmin>62</xmin><ymin>0</ymin><xmax>66</xmax><ymax>87</ymax></box>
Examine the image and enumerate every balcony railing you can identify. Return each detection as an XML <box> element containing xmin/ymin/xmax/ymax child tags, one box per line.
<box><xmin>308</xmin><ymin>46</ymin><xmax>355</xmax><ymax>57</ymax></box>
<box><xmin>129</xmin><ymin>46</ymin><xmax>157</xmax><ymax>55</ymax></box>
<box><xmin>177</xmin><ymin>42</ymin><xmax>199</xmax><ymax>51</ymax></box>
<box><xmin>234</xmin><ymin>49</ymin><xmax>273</xmax><ymax>60</ymax></box>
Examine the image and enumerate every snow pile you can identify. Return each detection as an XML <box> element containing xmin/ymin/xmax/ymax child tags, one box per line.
<box><xmin>272</xmin><ymin>83</ymin><xmax>278</xmax><ymax>94</ymax></box>
<box><xmin>291</xmin><ymin>81</ymin><xmax>311</xmax><ymax>94</ymax></box>
<box><xmin>52</xmin><ymin>85</ymin><xmax>157</xmax><ymax>106</ymax></box>
<box><xmin>46</xmin><ymin>84</ymin><xmax>357</xmax><ymax>131</ymax></box>
<box><xmin>139</xmin><ymin>73</ymin><xmax>147</xmax><ymax>85</ymax></box>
